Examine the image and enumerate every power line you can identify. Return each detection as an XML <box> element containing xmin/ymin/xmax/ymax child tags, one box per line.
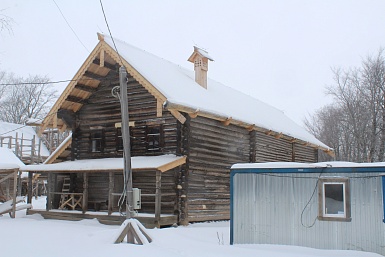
<box><xmin>0</xmin><ymin>77</ymin><xmax>117</xmax><ymax>86</ymax></box>
<box><xmin>52</xmin><ymin>0</ymin><xmax>89</xmax><ymax>53</ymax></box>
<box><xmin>0</xmin><ymin>79</ymin><xmax>75</xmax><ymax>86</ymax></box>
<box><xmin>99</xmin><ymin>0</ymin><xmax>124</xmax><ymax>66</ymax></box>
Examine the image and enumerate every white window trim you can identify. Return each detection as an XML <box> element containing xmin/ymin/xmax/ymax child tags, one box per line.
<box><xmin>318</xmin><ymin>177</ymin><xmax>351</xmax><ymax>222</ymax></box>
<box><xmin>322</xmin><ymin>182</ymin><xmax>346</xmax><ymax>218</ymax></box>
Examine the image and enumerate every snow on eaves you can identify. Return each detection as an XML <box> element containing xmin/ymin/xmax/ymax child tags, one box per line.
<box><xmin>232</xmin><ymin>161</ymin><xmax>385</xmax><ymax>169</ymax></box>
<box><xmin>21</xmin><ymin>154</ymin><xmax>183</xmax><ymax>172</ymax></box>
<box><xmin>102</xmin><ymin>35</ymin><xmax>330</xmax><ymax>150</ymax></box>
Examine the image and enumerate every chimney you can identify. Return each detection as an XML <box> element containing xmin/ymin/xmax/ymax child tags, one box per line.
<box><xmin>188</xmin><ymin>46</ymin><xmax>214</xmax><ymax>89</ymax></box>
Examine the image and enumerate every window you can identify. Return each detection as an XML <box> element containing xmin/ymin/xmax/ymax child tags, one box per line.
<box><xmin>116</xmin><ymin>128</ymin><xmax>124</xmax><ymax>152</ymax></box>
<box><xmin>90</xmin><ymin>129</ymin><xmax>104</xmax><ymax>153</ymax></box>
<box><xmin>318</xmin><ymin>177</ymin><xmax>351</xmax><ymax>222</ymax></box>
<box><xmin>116</xmin><ymin>127</ymin><xmax>133</xmax><ymax>152</ymax></box>
<box><xmin>146</xmin><ymin>125</ymin><xmax>163</xmax><ymax>152</ymax></box>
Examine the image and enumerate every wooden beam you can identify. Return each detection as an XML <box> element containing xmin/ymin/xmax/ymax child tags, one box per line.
<box><xmin>188</xmin><ymin>109</ymin><xmax>199</xmax><ymax>119</ymax></box>
<box><xmin>246</xmin><ymin>124</ymin><xmax>255</xmax><ymax>132</ymax></box>
<box><xmin>83</xmin><ymin>71</ymin><xmax>109</xmax><ymax>81</ymax></box>
<box><xmin>108</xmin><ymin>172</ymin><xmax>114</xmax><ymax>215</ymax></box>
<box><xmin>57</xmin><ymin>109</ymin><xmax>76</xmax><ymax>129</ymax></box>
<box><xmin>157</xmin><ymin>99</ymin><xmax>163</xmax><ymax>118</ymax></box>
<box><xmin>74</xmin><ymin>84</ymin><xmax>98</xmax><ymax>93</ymax></box>
<box><xmin>40</xmin><ymin>41</ymin><xmax>106</xmax><ymax>133</ymax></box>
<box><xmin>52</xmin><ymin>113</ymin><xmax>57</xmax><ymax>129</ymax></box>
<box><xmin>82</xmin><ymin>173</ymin><xmax>88</xmax><ymax>214</ymax></box>
<box><xmin>221</xmin><ymin>117</ymin><xmax>232</xmax><ymax>126</ymax></box>
<box><xmin>158</xmin><ymin>156</ymin><xmax>187</xmax><ymax>172</ymax></box>
<box><xmin>93</xmin><ymin>58</ymin><xmax>117</xmax><ymax>71</ymax></box>
<box><xmin>65</xmin><ymin>95</ymin><xmax>87</xmax><ymax>104</ymax></box>
<box><xmin>100</xmin><ymin>50</ymin><xmax>105</xmax><ymax>67</ymax></box>
<box><xmin>169</xmin><ymin>110</ymin><xmax>186</xmax><ymax>124</ymax></box>
<box><xmin>274</xmin><ymin>133</ymin><xmax>283</xmax><ymax>139</ymax></box>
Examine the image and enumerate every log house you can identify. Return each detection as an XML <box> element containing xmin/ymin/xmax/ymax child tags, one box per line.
<box><xmin>24</xmin><ymin>33</ymin><xmax>332</xmax><ymax>227</ymax></box>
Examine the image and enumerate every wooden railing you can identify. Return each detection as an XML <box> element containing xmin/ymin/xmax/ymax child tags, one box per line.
<box><xmin>0</xmin><ymin>133</ymin><xmax>44</xmax><ymax>164</ymax></box>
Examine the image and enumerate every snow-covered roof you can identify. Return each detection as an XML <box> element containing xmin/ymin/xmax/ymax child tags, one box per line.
<box><xmin>232</xmin><ymin>161</ymin><xmax>385</xmax><ymax>170</ymax></box>
<box><xmin>0</xmin><ymin>147</ymin><xmax>25</xmax><ymax>170</ymax></box>
<box><xmin>43</xmin><ymin>133</ymin><xmax>72</xmax><ymax>164</ymax></box>
<box><xmin>0</xmin><ymin>121</ymin><xmax>50</xmax><ymax>156</ymax></box>
<box><xmin>21</xmin><ymin>154</ymin><xmax>186</xmax><ymax>172</ymax></box>
<box><xmin>102</xmin><ymin>34</ymin><xmax>330</xmax><ymax>151</ymax></box>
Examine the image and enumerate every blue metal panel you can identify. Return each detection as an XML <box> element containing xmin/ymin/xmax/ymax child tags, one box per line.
<box><xmin>231</xmin><ymin>166</ymin><xmax>385</xmax><ymax>175</ymax></box>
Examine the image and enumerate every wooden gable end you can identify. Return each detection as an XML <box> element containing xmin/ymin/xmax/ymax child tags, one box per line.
<box><xmin>70</xmin><ymin>54</ymin><xmax>178</xmax><ymax>160</ymax></box>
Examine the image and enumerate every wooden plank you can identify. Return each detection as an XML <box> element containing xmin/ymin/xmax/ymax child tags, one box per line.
<box><xmin>157</xmin><ymin>99</ymin><xmax>163</xmax><ymax>118</ymax></box>
<box><xmin>100</xmin><ymin>49</ymin><xmax>105</xmax><ymax>67</ymax></box>
<box><xmin>169</xmin><ymin>110</ymin><xmax>186</xmax><ymax>124</ymax></box>
<box><xmin>74</xmin><ymin>84</ymin><xmax>98</xmax><ymax>93</ymax></box>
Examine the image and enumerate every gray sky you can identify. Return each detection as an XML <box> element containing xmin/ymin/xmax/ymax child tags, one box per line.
<box><xmin>1</xmin><ymin>0</ymin><xmax>385</xmax><ymax>125</ymax></box>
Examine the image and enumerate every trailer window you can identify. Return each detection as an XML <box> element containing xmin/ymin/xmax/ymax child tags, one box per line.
<box><xmin>318</xmin><ymin>177</ymin><xmax>351</xmax><ymax>222</ymax></box>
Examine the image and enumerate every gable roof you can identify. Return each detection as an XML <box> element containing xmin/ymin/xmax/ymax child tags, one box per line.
<box><xmin>40</xmin><ymin>33</ymin><xmax>332</xmax><ymax>154</ymax></box>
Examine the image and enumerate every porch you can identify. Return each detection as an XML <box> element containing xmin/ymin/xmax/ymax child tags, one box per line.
<box><xmin>21</xmin><ymin>155</ymin><xmax>186</xmax><ymax>228</ymax></box>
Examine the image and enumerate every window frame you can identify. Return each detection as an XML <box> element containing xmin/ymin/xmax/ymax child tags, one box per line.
<box><xmin>90</xmin><ymin>128</ymin><xmax>105</xmax><ymax>153</ymax></box>
<box><xmin>115</xmin><ymin>127</ymin><xmax>133</xmax><ymax>152</ymax></box>
<box><xmin>145</xmin><ymin>124</ymin><xmax>164</xmax><ymax>152</ymax></box>
<box><xmin>318</xmin><ymin>177</ymin><xmax>351</xmax><ymax>222</ymax></box>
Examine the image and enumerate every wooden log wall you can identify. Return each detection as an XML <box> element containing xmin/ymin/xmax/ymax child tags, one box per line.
<box><xmin>73</xmin><ymin>73</ymin><xmax>178</xmax><ymax>159</ymax></box>
<box><xmin>253</xmin><ymin>131</ymin><xmax>293</xmax><ymax>162</ymax></box>
<box><xmin>132</xmin><ymin>169</ymin><xmax>177</xmax><ymax>215</ymax></box>
<box><xmin>186</xmin><ymin>116</ymin><xmax>250</xmax><ymax>222</ymax></box>
<box><xmin>293</xmin><ymin>143</ymin><xmax>318</xmax><ymax>163</ymax></box>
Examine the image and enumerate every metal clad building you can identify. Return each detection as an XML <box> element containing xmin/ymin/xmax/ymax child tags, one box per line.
<box><xmin>230</xmin><ymin>163</ymin><xmax>385</xmax><ymax>256</ymax></box>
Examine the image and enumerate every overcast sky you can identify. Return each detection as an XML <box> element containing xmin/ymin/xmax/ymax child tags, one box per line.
<box><xmin>1</xmin><ymin>0</ymin><xmax>385</xmax><ymax>125</ymax></box>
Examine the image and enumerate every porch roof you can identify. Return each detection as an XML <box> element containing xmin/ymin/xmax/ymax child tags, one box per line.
<box><xmin>21</xmin><ymin>154</ymin><xmax>186</xmax><ymax>173</ymax></box>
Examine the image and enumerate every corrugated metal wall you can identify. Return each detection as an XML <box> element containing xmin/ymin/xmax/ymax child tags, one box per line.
<box><xmin>232</xmin><ymin>172</ymin><xmax>385</xmax><ymax>255</ymax></box>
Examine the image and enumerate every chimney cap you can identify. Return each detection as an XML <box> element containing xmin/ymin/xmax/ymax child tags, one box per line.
<box><xmin>188</xmin><ymin>46</ymin><xmax>214</xmax><ymax>63</ymax></box>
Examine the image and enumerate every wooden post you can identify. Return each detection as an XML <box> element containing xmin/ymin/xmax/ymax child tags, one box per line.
<box><xmin>20</xmin><ymin>134</ymin><xmax>24</xmax><ymax>159</ymax></box>
<box><xmin>108</xmin><ymin>172</ymin><xmax>114</xmax><ymax>215</ymax></box>
<box><xmin>31</xmin><ymin>135</ymin><xmax>36</xmax><ymax>164</ymax></box>
<box><xmin>11</xmin><ymin>170</ymin><xmax>18</xmax><ymax>218</ymax></box>
<box><xmin>38</xmin><ymin>138</ymin><xmax>42</xmax><ymax>163</ymax></box>
<box><xmin>27</xmin><ymin>172</ymin><xmax>33</xmax><ymax>214</ymax></box>
<box><xmin>47</xmin><ymin>172</ymin><xmax>53</xmax><ymax>211</ymax></box>
<box><xmin>155</xmin><ymin>170</ymin><xmax>162</xmax><ymax>227</ymax></box>
<box><xmin>17</xmin><ymin>171</ymin><xmax>22</xmax><ymax>196</ymax></box>
<box><xmin>15</xmin><ymin>132</ymin><xmax>19</xmax><ymax>157</ymax></box>
<box><xmin>82</xmin><ymin>173</ymin><xmax>88</xmax><ymax>214</ymax></box>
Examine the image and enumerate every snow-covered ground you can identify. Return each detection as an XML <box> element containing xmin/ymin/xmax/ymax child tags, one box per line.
<box><xmin>0</xmin><ymin>197</ymin><xmax>380</xmax><ymax>257</ymax></box>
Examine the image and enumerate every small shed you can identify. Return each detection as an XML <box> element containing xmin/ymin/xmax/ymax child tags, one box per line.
<box><xmin>230</xmin><ymin>162</ymin><xmax>385</xmax><ymax>256</ymax></box>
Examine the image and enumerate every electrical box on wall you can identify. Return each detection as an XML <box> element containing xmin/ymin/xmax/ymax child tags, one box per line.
<box><xmin>133</xmin><ymin>188</ymin><xmax>141</xmax><ymax>209</ymax></box>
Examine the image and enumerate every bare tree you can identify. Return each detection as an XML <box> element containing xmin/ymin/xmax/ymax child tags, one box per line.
<box><xmin>0</xmin><ymin>72</ymin><xmax>57</xmax><ymax>124</ymax></box>
<box><xmin>306</xmin><ymin>49</ymin><xmax>385</xmax><ymax>162</ymax></box>
<box><xmin>0</xmin><ymin>8</ymin><xmax>13</xmax><ymax>35</ymax></box>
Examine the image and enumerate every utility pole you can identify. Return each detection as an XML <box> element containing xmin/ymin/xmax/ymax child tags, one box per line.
<box><xmin>119</xmin><ymin>66</ymin><xmax>134</xmax><ymax>243</ymax></box>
